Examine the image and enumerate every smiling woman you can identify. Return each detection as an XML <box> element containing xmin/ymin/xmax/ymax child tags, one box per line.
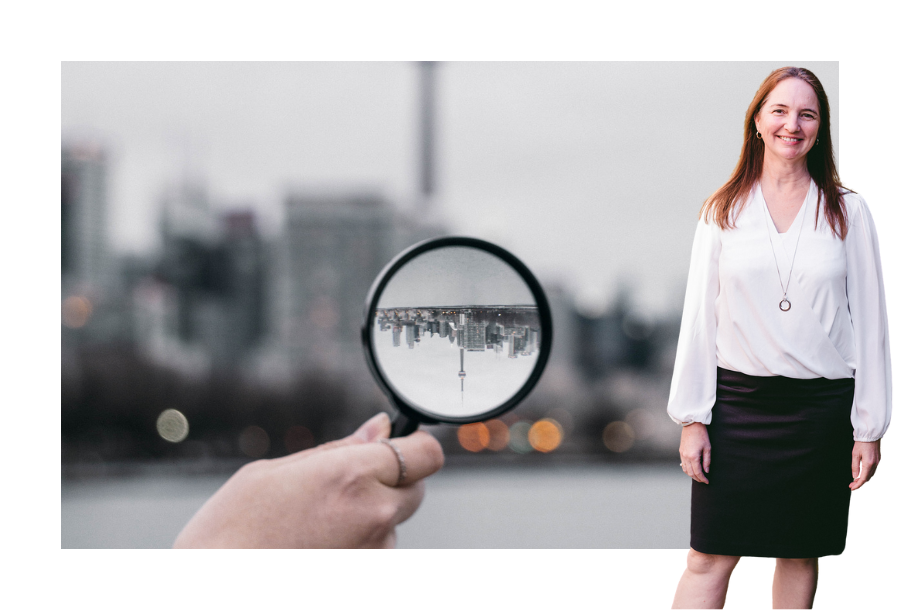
<box><xmin>667</xmin><ymin>67</ymin><xmax>891</xmax><ymax>609</ymax></box>
<box><xmin>755</xmin><ymin>78</ymin><xmax>820</xmax><ymax>167</ymax></box>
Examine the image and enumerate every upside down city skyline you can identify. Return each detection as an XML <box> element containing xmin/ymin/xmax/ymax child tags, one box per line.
<box><xmin>373</xmin><ymin>306</ymin><xmax>540</xmax><ymax>418</ymax></box>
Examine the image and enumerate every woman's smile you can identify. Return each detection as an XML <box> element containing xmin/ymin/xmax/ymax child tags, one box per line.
<box><xmin>755</xmin><ymin>77</ymin><xmax>820</xmax><ymax>162</ymax></box>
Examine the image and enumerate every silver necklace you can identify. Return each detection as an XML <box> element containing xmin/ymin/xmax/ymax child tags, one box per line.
<box><xmin>763</xmin><ymin>188</ymin><xmax>808</xmax><ymax>312</ymax></box>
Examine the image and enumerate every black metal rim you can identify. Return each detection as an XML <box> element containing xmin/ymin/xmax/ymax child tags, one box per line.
<box><xmin>361</xmin><ymin>236</ymin><xmax>554</xmax><ymax>426</ymax></box>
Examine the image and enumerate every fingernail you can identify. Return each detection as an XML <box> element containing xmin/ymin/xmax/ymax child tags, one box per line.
<box><xmin>354</xmin><ymin>412</ymin><xmax>389</xmax><ymax>442</ymax></box>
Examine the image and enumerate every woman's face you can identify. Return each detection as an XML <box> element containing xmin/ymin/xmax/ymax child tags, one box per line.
<box><xmin>754</xmin><ymin>77</ymin><xmax>821</xmax><ymax>165</ymax></box>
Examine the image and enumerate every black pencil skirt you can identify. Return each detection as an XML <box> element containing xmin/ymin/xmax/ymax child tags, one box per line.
<box><xmin>690</xmin><ymin>367</ymin><xmax>855</xmax><ymax>558</ymax></box>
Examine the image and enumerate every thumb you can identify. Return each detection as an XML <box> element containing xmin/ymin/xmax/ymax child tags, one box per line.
<box><xmin>324</xmin><ymin>412</ymin><xmax>390</xmax><ymax>449</ymax></box>
<box><xmin>851</xmin><ymin>450</ymin><xmax>861</xmax><ymax>480</ymax></box>
<box><xmin>287</xmin><ymin>413</ymin><xmax>391</xmax><ymax>461</ymax></box>
<box><xmin>352</xmin><ymin>412</ymin><xmax>391</xmax><ymax>442</ymax></box>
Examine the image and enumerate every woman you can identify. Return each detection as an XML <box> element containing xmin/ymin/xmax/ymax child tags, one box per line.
<box><xmin>667</xmin><ymin>67</ymin><xmax>890</xmax><ymax>608</ymax></box>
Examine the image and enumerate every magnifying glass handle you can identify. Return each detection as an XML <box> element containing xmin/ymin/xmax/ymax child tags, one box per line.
<box><xmin>390</xmin><ymin>412</ymin><xmax>419</xmax><ymax>438</ymax></box>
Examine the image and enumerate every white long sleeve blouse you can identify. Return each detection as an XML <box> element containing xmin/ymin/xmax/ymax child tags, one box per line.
<box><xmin>667</xmin><ymin>181</ymin><xmax>892</xmax><ymax>442</ymax></box>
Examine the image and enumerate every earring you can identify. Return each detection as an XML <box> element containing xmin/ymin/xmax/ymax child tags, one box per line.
<box><xmin>816</xmin><ymin>138</ymin><xmax>820</xmax><ymax>146</ymax></box>
<box><xmin>756</xmin><ymin>131</ymin><xmax>762</xmax><ymax>140</ymax></box>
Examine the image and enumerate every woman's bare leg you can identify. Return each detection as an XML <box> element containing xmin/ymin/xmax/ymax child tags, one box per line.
<box><xmin>772</xmin><ymin>557</ymin><xmax>817</xmax><ymax>609</ymax></box>
<box><xmin>672</xmin><ymin>549</ymin><xmax>741</xmax><ymax>609</ymax></box>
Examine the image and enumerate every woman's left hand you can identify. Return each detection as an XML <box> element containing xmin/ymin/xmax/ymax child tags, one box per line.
<box><xmin>849</xmin><ymin>439</ymin><xmax>881</xmax><ymax>491</ymax></box>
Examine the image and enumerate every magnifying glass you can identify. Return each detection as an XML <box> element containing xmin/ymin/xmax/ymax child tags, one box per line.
<box><xmin>362</xmin><ymin>237</ymin><xmax>553</xmax><ymax>437</ymax></box>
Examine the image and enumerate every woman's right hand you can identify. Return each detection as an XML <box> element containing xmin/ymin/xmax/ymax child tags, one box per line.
<box><xmin>679</xmin><ymin>423</ymin><xmax>711</xmax><ymax>484</ymax></box>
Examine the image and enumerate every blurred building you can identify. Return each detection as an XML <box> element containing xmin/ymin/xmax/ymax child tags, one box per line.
<box><xmin>576</xmin><ymin>292</ymin><xmax>656</xmax><ymax>379</ymax></box>
<box><xmin>61</xmin><ymin>144</ymin><xmax>135</xmax><ymax>345</ymax></box>
<box><xmin>140</xmin><ymin>182</ymin><xmax>267</xmax><ymax>374</ymax></box>
<box><xmin>254</xmin><ymin>191</ymin><xmax>439</xmax><ymax>382</ymax></box>
<box><xmin>62</xmin><ymin>144</ymin><xmax>113</xmax><ymax>295</ymax></box>
<box><xmin>219</xmin><ymin>211</ymin><xmax>266</xmax><ymax>361</ymax></box>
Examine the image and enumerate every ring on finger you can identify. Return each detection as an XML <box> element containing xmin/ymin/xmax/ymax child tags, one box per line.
<box><xmin>379</xmin><ymin>438</ymin><xmax>408</xmax><ymax>486</ymax></box>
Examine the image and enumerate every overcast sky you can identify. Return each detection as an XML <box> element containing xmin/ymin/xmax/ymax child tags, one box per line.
<box><xmin>61</xmin><ymin>61</ymin><xmax>838</xmax><ymax>317</ymax></box>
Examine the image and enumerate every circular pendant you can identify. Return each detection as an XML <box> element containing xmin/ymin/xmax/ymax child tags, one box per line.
<box><xmin>779</xmin><ymin>298</ymin><xmax>791</xmax><ymax>312</ymax></box>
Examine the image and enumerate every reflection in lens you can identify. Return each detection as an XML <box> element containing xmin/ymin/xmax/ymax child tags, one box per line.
<box><xmin>156</xmin><ymin>408</ymin><xmax>189</xmax><ymax>443</ymax></box>
<box><xmin>239</xmin><ymin>425</ymin><xmax>270</xmax><ymax>458</ymax></box>
<box><xmin>508</xmin><ymin>421</ymin><xmax>533</xmax><ymax>454</ymax></box>
<box><xmin>373</xmin><ymin>306</ymin><xmax>540</xmax><ymax>419</ymax></box>
<box><xmin>529</xmin><ymin>419</ymin><xmax>563</xmax><ymax>453</ymax></box>
<box><xmin>602</xmin><ymin>421</ymin><xmax>635</xmax><ymax>453</ymax></box>
<box><xmin>485</xmin><ymin>419</ymin><xmax>509</xmax><ymax>451</ymax></box>
<box><xmin>458</xmin><ymin>423</ymin><xmax>490</xmax><ymax>452</ymax></box>
<box><xmin>371</xmin><ymin>246</ymin><xmax>541</xmax><ymax>420</ymax></box>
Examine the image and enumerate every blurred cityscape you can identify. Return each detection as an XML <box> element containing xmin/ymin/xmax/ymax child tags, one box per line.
<box><xmin>61</xmin><ymin>64</ymin><xmax>685</xmax><ymax>473</ymax></box>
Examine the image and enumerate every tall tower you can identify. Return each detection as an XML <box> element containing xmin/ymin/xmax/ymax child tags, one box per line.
<box><xmin>418</xmin><ymin>61</ymin><xmax>437</xmax><ymax>215</ymax></box>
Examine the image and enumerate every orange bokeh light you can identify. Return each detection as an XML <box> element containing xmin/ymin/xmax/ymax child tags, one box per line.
<box><xmin>62</xmin><ymin>296</ymin><xmax>92</xmax><ymax>328</ymax></box>
<box><xmin>528</xmin><ymin>419</ymin><xmax>563</xmax><ymax>453</ymax></box>
<box><xmin>458</xmin><ymin>422</ymin><xmax>490</xmax><ymax>452</ymax></box>
<box><xmin>484</xmin><ymin>419</ymin><xmax>510</xmax><ymax>451</ymax></box>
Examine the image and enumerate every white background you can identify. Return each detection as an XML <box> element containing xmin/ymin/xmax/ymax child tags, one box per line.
<box><xmin>10</xmin><ymin>1</ymin><xmax>896</xmax><ymax>608</ymax></box>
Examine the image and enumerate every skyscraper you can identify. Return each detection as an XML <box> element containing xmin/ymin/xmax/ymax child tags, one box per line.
<box><xmin>61</xmin><ymin>144</ymin><xmax>112</xmax><ymax>295</ymax></box>
<box><xmin>264</xmin><ymin>191</ymin><xmax>401</xmax><ymax>373</ymax></box>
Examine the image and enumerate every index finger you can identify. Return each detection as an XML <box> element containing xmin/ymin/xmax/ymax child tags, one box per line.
<box><xmin>372</xmin><ymin>431</ymin><xmax>445</xmax><ymax>487</ymax></box>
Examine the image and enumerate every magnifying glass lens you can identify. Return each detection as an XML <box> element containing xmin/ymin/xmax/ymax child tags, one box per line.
<box><xmin>365</xmin><ymin>241</ymin><xmax>549</xmax><ymax>429</ymax></box>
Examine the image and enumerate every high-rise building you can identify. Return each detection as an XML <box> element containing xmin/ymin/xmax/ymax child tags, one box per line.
<box><xmin>460</xmin><ymin>319</ymin><xmax>487</xmax><ymax>352</ymax></box>
<box><xmin>148</xmin><ymin>181</ymin><xmax>268</xmax><ymax>372</ymax></box>
<box><xmin>264</xmin><ymin>192</ymin><xmax>399</xmax><ymax>373</ymax></box>
<box><xmin>61</xmin><ymin>144</ymin><xmax>112</xmax><ymax>295</ymax></box>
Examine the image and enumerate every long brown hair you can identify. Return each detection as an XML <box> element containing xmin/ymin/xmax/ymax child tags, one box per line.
<box><xmin>700</xmin><ymin>67</ymin><xmax>850</xmax><ymax>239</ymax></box>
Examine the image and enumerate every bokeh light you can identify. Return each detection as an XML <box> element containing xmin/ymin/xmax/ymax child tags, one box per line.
<box><xmin>62</xmin><ymin>296</ymin><xmax>92</xmax><ymax>328</ymax></box>
<box><xmin>284</xmin><ymin>425</ymin><xmax>315</xmax><ymax>454</ymax></box>
<box><xmin>156</xmin><ymin>409</ymin><xmax>189</xmax><ymax>443</ymax></box>
<box><xmin>625</xmin><ymin>408</ymin><xmax>654</xmax><ymax>441</ymax></box>
<box><xmin>546</xmin><ymin>408</ymin><xmax>573</xmax><ymax>433</ymax></box>
<box><xmin>239</xmin><ymin>425</ymin><xmax>270</xmax><ymax>458</ymax></box>
<box><xmin>508</xmin><ymin>421</ymin><xmax>533</xmax><ymax>454</ymax></box>
<box><xmin>528</xmin><ymin>418</ymin><xmax>563</xmax><ymax>453</ymax></box>
<box><xmin>458</xmin><ymin>422</ymin><xmax>489</xmax><ymax>452</ymax></box>
<box><xmin>602</xmin><ymin>421</ymin><xmax>635</xmax><ymax>453</ymax></box>
<box><xmin>484</xmin><ymin>419</ymin><xmax>509</xmax><ymax>451</ymax></box>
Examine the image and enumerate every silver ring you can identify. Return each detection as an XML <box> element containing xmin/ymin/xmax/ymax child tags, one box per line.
<box><xmin>379</xmin><ymin>438</ymin><xmax>407</xmax><ymax>485</ymax></box>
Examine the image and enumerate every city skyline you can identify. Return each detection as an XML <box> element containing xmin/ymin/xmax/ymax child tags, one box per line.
<box><xmin>61</xmin><ymin>61</ymin><xmax>840</xmax><ymax>317</ymax></box>
<box><xmin>374</xmin><ymin>306</ymin><xmax>540</xmax><ymax>355</ymax></box>
<box><xmin>373</xmin><ymin>306</ymin><xmax>540</xmax><ymax>418</ymax></box>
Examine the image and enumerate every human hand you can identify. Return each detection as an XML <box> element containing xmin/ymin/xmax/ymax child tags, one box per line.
<box><xmin>849</xmin><ymin>439</ymin><xmax>881</xmax><ymax>491</ymax></box>
<box><xmin>173</xmin><ymin>412</ymin><xmax>444</xmax><ymax>548</ymax></box>
<box><xmin>679</xmin><ymin>423</ymin><xmax>711</xmax><ymax>484</ymax></box>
